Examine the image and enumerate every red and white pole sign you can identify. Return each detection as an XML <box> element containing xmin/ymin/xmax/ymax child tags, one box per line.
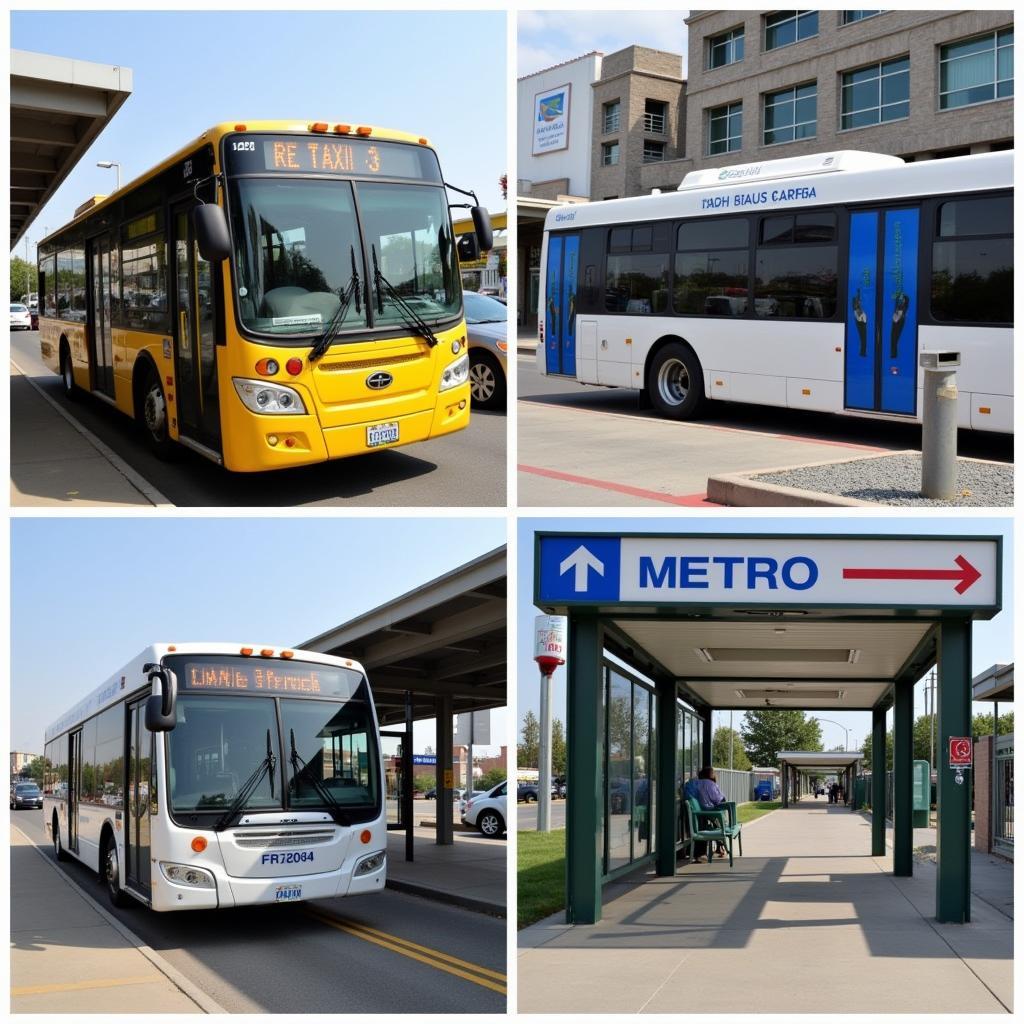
<box><xmin>948</xmin><ymin>737</ymin><xmax>973</xmax><ymax>768</ymax></box>
<box><xmin>534</xmin><ymin>615</ymin><xmax>567</xmax><ymax>678</ymax></box>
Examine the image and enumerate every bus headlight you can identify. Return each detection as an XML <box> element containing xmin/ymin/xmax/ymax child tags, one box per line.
<box><xmin>160</xmin><ymin>862</ymin><xmax>216</xmax><ymax>889</ymax></box>
<box><xmin>439</xmin><ymin>354</ymin><xmax>469</xmax><ymax>392</ymax></box>
<box><xmin>354</xmin><ymin>851</ymin><xmax>386</xmax><ymax>876</ymax></box>
<box><xmin>233</xmin><ymin>377</ymin><xmax>307</xmax><ymax>415</ymax></box>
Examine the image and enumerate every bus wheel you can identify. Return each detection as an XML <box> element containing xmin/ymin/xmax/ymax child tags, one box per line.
<box><xmin>138</xmin><ymin>364</ymin><xmax>177</xmax><ymax>461</ymax></box>
<box><xmin>59</xmin><ymin>343</ymin><xmax>78</xmax><ymax>401</ymax></box>
<box><xmin>102</xmin><ymin>833</ymin><xmax>131</xmax><ymax>908</ymax></box>
<box><xmin>648</xmin><ymin>342</ymin><xmax>704</xmax><ymax>420</ymax></box>
<box><xmin>53</xmin><ymin>816</ymin><xmax>68</xmax><ymax>862</ymax></box>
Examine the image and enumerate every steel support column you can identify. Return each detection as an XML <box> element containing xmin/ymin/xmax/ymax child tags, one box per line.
<box><xmin>893</xmin><ymin>682</ymin><xmax>913</xmax><ymax>875</ymax></box>
<box><xmin>565</xmin><ymin>615</ymin><xmax>604</xmax><ymax>925</ymax></box>
<box><xmin>655</xmin><ymin>680</ymin><xmax>677</xmax><ymax>877</ymax></box>
<box><xmin>936</xmin><ymin>618</ymin><xmax>972</xmax><ymax>923</ymax></box>
<box><xmin>701</xmin><ymin>713</ymin><xmax>713</xmax><ymax>771</ymax></box>
<box><xmin>782</xmin><ymin>760</ymin><xmax>788</xmax><ymax>808</ymax></box>
<box><xmin>435</xmin><ymin>694</ymin><xmax>454</xmax><ymax>846</ymax></box>
<box><xmin>872</xmin><ymin>705</ymin><xmax>886</xmax><ymax>854</ymax></box>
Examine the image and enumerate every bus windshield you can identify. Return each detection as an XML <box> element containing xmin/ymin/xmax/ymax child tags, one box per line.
<box><xmin>229</xmin><ymin>178</ymin><xmax>461</xmax><ymax>338</ymax></box>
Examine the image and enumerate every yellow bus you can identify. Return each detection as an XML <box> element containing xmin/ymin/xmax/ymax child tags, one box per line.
<box><xmin>36</xmin><ymin>120</ymin><xmax>492</xmax><ymax>471</ymax></box>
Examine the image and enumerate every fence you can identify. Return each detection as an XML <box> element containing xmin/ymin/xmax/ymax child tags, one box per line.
<box><xmin>713</xmin><ymin>767</ymin><xmax>756</xmax><ymax>804</ymax></box>
<box><xmin>993</xmin><ymin>733</ymin><xmax>1013</xmax><ymax>857</ymax></box>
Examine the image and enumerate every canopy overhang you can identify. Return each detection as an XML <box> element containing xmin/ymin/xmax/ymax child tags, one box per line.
<box><xmin>778</xmin><ymin>751</ymin><xmax>865</xmax><ymax>769</ymax></box>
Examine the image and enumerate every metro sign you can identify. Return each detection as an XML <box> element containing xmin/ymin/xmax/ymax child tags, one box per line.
<box><xmin>536</xmin><ymin>534</ymin><xmax>999</xmax><ymax>610</ymax></box>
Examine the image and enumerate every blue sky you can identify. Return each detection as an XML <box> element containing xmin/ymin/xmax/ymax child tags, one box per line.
<box><xmin>11</xmin><ymin>517</ymin><xmax>506</xmax><ymax>753</ymax></box>
<box><xmin>11</xmin><ymin>10</ymin><xmax>506</xmax><ymax>258</ymax></box>
<box><xmin>518</xmin><ymin>10</ymin><xmax>689</xmax><ymax>78</ymax></box>
<box><xmin>518</xmin><ymin>516</ymin><xmax>1014</xmax><ymax>752</ymax></box>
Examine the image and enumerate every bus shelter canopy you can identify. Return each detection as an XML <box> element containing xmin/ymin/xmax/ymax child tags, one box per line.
<box><xmin>777</xmin><ymin>751</ymin><xmax>865</xmax><ymax>768</ymax></box>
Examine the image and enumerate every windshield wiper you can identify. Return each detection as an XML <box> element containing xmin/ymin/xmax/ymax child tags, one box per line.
<box><xmin>308</xmin><ymin>246</ymin><xmax>363</xmax><ymax>363</ymax></box>
<box><xmin>371</xmin><ymin>245</ymin><xmax>439</xmax><ymax>348</ymax></box>
<box><xmin>213</xmin><ymin>729</ymin><xmax>277</xmax><ymax>832</ymax></box>
<box><xmin>289</xmin><ymin>729</ymin><xmax>351</xmax><ymax>825</ymax></box>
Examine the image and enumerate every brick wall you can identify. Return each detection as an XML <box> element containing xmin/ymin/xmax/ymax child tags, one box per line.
<box><xmin>974</xmin><ymin>734</ymin><xmax>992</xmax><ymax>854</ymax></box>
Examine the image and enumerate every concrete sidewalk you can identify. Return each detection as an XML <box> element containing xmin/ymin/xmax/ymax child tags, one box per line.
<box><xmin>10</xmin><ymin>826</ymin><xmax>216</xmax><ymax>1013</ymax></box>
<box><xmin>10</xmin><ymin>361</ymin><xmax>169</xmax><ymax>507</ymax></box>
<box><xmin>517</xmin><ymin>330</ymin><xmax>538</xmax><ymax>356</ymax></box>
<box><xmin>386</xmin><ymin>826</ymin><xmax>506</xmax><ymax>916</ymax></box>
<box><xmin>518</xmin><ymin>803</ymin><xmax>1012</xmax><ymax>1013</ymax></box>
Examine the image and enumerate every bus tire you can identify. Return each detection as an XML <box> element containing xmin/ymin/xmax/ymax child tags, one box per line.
<box><xmin>647</xmin><ymin>342</ymin><xmax>705</xmax><ymax>421</ymax></box>
<box><xmin>102</xmin><ymin>831</ymin><xmax>131</xmax><ymax>908</ymax></box>
<box><xmin>53</xmin><ymin>814</ymin><xmax>69</xmax><ymax>862</ymax></box>
<box><xmin>59</xmin><ymin>341</ymin><xmax>78</xmax><ymax>401</ymax></box>
<box><xmin>136</xmin><ymin>361</ymin><xmax>177</xmax><ymax>461</ymax></box>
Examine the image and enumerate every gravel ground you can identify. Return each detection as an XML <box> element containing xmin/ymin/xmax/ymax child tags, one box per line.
<box><xmin>753</xmin><ymin>453</ymin><xmax>1013</xmax><ymax>507</ymax></box>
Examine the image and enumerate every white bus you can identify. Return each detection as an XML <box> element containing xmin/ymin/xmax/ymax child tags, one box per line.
<box><xmin>538</xmin><ymin>150</ymin><xmax>1012</xmax><ymax>432</ymax></box>
<box><xmin>42</xmin><ymin>643</ymin><xmax>386</xmax><ymax>911</ymax></box>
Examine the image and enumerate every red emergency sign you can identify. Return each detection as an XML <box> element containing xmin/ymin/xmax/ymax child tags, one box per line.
<box><xmin>948</xmin><ymin>737</ymin><xmax>973</xmax><ymax>767</ymax></box>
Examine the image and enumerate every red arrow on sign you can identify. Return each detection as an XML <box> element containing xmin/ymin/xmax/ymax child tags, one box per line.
<box><xmin>842</xmin><ymin>555</ymin><xmax>981</xmax><ymax>595</ymax></box>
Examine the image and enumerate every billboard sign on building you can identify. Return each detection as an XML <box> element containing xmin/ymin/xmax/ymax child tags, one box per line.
<box><xmin>533</xmin><ymin>83</ymin><xmax>571</xmax><ymax>155</ymax></box>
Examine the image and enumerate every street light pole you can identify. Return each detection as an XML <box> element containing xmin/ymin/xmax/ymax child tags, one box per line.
<box><xmin>96</xmin><ymin>160</ymin><xmax>122</xmax><ymax>192</ymax></box>
<box><xmin>815</xmin><ymin>717</ymin><xmax>849</xmax><ymax>751</ymax></box>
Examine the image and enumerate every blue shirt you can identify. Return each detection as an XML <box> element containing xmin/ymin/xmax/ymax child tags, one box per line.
<box><xmin>693</xmin><ymin>778</ymin><xmax>726</xmax><ymax>810</ymax></box>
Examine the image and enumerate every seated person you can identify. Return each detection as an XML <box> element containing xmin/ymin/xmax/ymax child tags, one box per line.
<box><xmin>692</xmin><ymin>767</ymin><xmax>729</xmax><ymax>860</ymax></box>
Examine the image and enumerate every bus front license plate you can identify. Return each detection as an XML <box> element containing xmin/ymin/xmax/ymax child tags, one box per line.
<box><xmin>275</xmin><ymin>885</ymin><xmax>302</xmax><ymax>902</ymax></box>
<box><xmin>366</xmin><ymin>422</ymin><xmax>399</xmax><ymax>448</ymax></box>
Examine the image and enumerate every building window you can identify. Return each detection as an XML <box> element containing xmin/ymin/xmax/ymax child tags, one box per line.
<box><xmin>708</xmin><ymin>102</ymin><xmax>742</xmax><ymax>155</ymax></box>
<box><xmin>755</xmin><ymin>211</ymin><xmax>838</xmax><ymax>318</ymax></box>
<box><xmin>644</xmin><ymin>99</ymin><xmax>668</xmax><ymax>134</ymax></box>
<box><xmin>643</xmin><ymin>141</ymin><xmax>666</xmax><ymax>163</ymax></box>
<box><xmin>931</xmin><ymin>195</ymin><xmax>1012</xmax><ymax>324</ymax></box>
<box><xmin>603</xmin><ymin>99</ymin><xmax>621</xmax><ymax>134</ymax></box>
<box><xmin>764</xmin><ymin>10</ymin><xmax>818</xmax><ymax>51</ymax></box>
<box><xmin>674</xmin><ymin>218</ymin><xmax>750</xmax><ymax>316</ymax></box>
<box><xmin>708</xmin><ymin>26</ymin><xmax>744</xmax><ymax>69</ymax></box>
<box><xmin>763</xmin><ymin>82</ymin><xmax>817</xmax><ymax>145</ymax></box>
<box><xmin>602</xmin><ymin>141</ymin><xmax>620</xmax><ymax>166</ymax></box>
<box><xmin>841</xmin><ymin>56</ymin><xmax>909</xmax><ymax>129</ymax></box>
<box><xmin>841</xmin><ymin>11</ymin><xmax>883</xmax><ymax>25</ymax></box>
<box><xmin>940</xmin><ymin>29</ymin><xmax>1014</xmax><ymax>110</ymax></box>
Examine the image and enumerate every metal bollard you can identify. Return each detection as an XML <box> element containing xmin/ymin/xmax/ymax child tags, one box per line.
<box><xmin>919</xmin><ymin>350</ymin><xmax>960</xmax><ymax>499</ymax></box>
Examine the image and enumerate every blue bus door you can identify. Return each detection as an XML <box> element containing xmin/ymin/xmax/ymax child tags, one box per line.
<box><xmin>844</xmin><ymin>206</ymin><xmax>919</xmax><ymax>416</ymax></box>
<box><xmin>544</xmin><ymin>233</ymin><xmax>580</xmax><ymax>376</ymax></box>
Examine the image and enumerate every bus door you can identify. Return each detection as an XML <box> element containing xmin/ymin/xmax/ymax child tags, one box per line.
<box><xmin>544</xmin><ymin>233</ymin><xmax>580</xmax><ymax>376</ymax></box>
<box><xmin>125</xmin><ymin>699</ymin><xmax>154</xmax><ymax>897</ymax></box>
<box><xmin>68</xmin><ymin>729</ymin><xmax>80</xmax><ymax>853</ymax></box>
<box><xmin>87</xmin><ymin>235</ymin><xmax>115</xmax><ymax>398</ymax></box>
<box><xmin>171</xmin><ymin>202</ymin><xmax>222</xmax><ymax>453</ymax></box>
<box><xmin>844</xmin><ymin>206</ymin><xmax>920</xmax><ymax>416</ymax></box>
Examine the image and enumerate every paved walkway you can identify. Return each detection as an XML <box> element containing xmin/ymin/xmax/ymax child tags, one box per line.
<box><xmin>386</xmin><ymin>826</ymin><xmax>506</xmax><ymax>916</ymax></box>
<box><xmin>518</xmin><ymin>803</ymin><xmax>1012</xmax><ymax>1013</ymax></box>
<box><xmin>10</xmin><ymin>826</ymin><xmax>213</xmax><ymax>1012</ymax></box>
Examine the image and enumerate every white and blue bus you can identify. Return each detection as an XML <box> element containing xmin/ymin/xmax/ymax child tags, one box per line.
<box><xmin>538</xmin><ymin>150</ymin><xmax>1012</xmax><ymax>432</ymax></box>
<box><xmin>42</xmin><ymin>643</ymin><xmax>386</xmax><ymax>911</ymax></box>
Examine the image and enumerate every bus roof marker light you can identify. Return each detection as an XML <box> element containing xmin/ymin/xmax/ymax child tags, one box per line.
<box><xmin>240</xmin><ymin>647</ymin><xmax>253</xmax><ymax>656</ymax></box>
<box><xmin>234</xmin><ymin>124</ymin><xmax>247</xmax><ymax>131</ymax></box>
<box><xmin>281</xmin><ymin>650</ymin><xmax>294</xmax><ymax>659</ymax></box>
<box><xmin>356</xmin><ymin>126</ymin><xmax>372</xmax><ymax>136</ymax></box>
<box><xmin>260</xmin><ymin>648</ymin><xmax>274</xmax><ymax>657</ymax></box>
<box><xmin>334</xmin><ymin>124</ymin><xmax>351</xmax><ymax>134</ymax></box>
<box><xmin>418</xmin><ymin>137</ymin><xmax>428</xmax><ymax>146</ymax></box>
<box><xmin>310</xmin><ymin>122</ymin><xmax>329</xmax><ymax>133</ymax></box>
<box><xmin>168</xmin><ymin>645</ymin><xmax>177</xmax><ymax>652</ymax></box>
<box><xmin>360</xmin><ymin>830</ymin><xmax>372</xmax><ymax>844</ymax></box>
<box><xmin>191</xmin><ymin>836</ymin><xmax>207</xmax><ymax>853</ymax></box>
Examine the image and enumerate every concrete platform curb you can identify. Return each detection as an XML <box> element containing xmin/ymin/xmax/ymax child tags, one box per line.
<box><xmin>707</xmin><ymin>448</ymin><xmax>921</xmax><ymax>507</ymax></box>
<box><xmin>385</xmin><ymin>877</ymin><xmax>506</xmax><ymax>918</ymax></box>
<box><xmin>11</xmin><ymin>358</ymin><xmax>173</xmax><ymax>508</ymax></box>
<box><xmin>13</xmin><ymin>825</ymin><xmax>226</xmax><ymax>1014</ymax></box>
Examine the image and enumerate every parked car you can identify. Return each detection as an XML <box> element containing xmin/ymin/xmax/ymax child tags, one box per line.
<box><xmin>10</xmin><ymin>303</ymin><xmax>32</xmax><ymax>330</ymax></box>
<box><xmin>11</xmin><ymin>782</ymin><xmax>43</xmax><ymax>810</ymax></box>
<box><xmin>422</xmin><ymin>788</ymin><xmax>436</xmax><ymax>800</ymax></box>
<box><xmin>464</xmin><ymin>291</ymin><xmax>507</xmax><ymax>410</ymax></box>
<box><xmin>462</xmin><ymin>781</ymin><xmax>507</xmax><ymax>838</ymax></box>
<box><xmin>517</xmin><ymin>783</ymin><xmax>539</xmax><ymax>803</ymax></box>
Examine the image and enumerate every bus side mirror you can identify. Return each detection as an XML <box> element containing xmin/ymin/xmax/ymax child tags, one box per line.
<box><xmin>471</xmin><ymin>206</ymin><xmax>493</xmax><ymax>252</ymax></box>
<box><xmin>144</xmin><ymin>665</ymin><xmax>177</xmax><ymax>732</ymax></box>
<box><xmin>193</xmin><ymin>203</ymin><xmax>231</xmax><ymax>262</ymax></box>
<box><xmin>457</xmin><ymin>233</ymin><xmax>480</xmax><ymax>262</ymax></box>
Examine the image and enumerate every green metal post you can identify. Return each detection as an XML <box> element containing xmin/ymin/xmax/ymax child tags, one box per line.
<box><xmin>655</xmin><ymin>681</ymin><xmax>677</xmax><ymax>877</ymax></box>
<box><xmin>936</xmin><ymin>618</ymin><xmax>972</xmax><ymax>923</ymax></box>
<box><xmin>701</xmin><ymin>713</ymin><xmax>712</xmax><ymax>770</ymax></box>
<box><xmin>893</xmin><ymin>682</ymin><xmax>913</xmax><ymax>876</ymax></box>
<box><xmin>872</xmin><ymin>706</ymin><xmax>886</xmax><ymax>855</ymax></box>
<box><xmin>565</xmin><ymin>615</ymin><xmax>604</xmax><ymax>925</ymax></box>
<box><xmin>781</xmin><ymin>761</ymin><xmax>788</xmax><ymax>808</ymax></box>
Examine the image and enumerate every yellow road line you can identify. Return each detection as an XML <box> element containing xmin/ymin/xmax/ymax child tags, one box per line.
<box><xmin>13</xmin><ymin>976</ymin><xmax>156</xmax><ymax>996</ymax></box>
<box><xmin>305</xmin><ymin>910</ymin><xmax>506</xmax><ymax>996</ymax></box>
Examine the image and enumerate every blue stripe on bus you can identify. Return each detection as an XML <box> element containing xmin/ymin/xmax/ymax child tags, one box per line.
<box><xmin>880</xmin><ymin>208</ymin><xmax>918</xmax><ymax>416</ymax></box>
<box><xmin>545</xmin><ymin>236</ymin><xmax>563</xmax><ymax>374</ymax></box>
<box><xmin>560</xmin><ymin>235</ymin><xmax>579</xmax><ymax>377</ymax></box>
<box><xmin>845</xmin><ymin>211</ymin><xmax>878</xmax><ymax>412</ymax></box>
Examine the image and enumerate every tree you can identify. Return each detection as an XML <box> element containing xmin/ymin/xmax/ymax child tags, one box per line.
<box><xmin>973</xmin><ymin>711</ymin><xmax>1014</xmax><ymax>737</ymax></box>
<box><xmin>741</xmin><ymin>710</ymin><xmax>822</xmax><ymax>766</ymax></box>
<box><xmin>711</xmin><ymin>727</ymin><xmax>751</xmax><ymax>771</ymax></box>
<box><xmin>551</xmin><ymin>718</ymin><xmax>567</xmax><ymax>777</ymax></box>
<box><xmin>518</xmin><ymin>710</ymin><xmax>539</xmax><ymax>768</ymax></box>
<box><xmin>477</xmin><ymin>766</ymin><xmax>507</xmax><ymax>791</ymax></box>
<box><xmin>11</xmin><ymin>256</ymin><xmax>37</xmax><ymax>302</ymax></box>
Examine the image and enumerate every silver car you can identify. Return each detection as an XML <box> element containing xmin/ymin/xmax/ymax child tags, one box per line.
<box><xmin>464</xmin><ymin>291</ymin><xmax>507</xmax><ymax>410</ymax></box>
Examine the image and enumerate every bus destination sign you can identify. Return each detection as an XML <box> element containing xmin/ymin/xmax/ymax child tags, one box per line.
<box><xmin>173</xmin><ymin>656</ymin><xmax>362</xmax><ymax>699</ymax></box>
<box><xmin>224</xmin><ymin>134</ymin><xmax>441</xmax><ymax>183</ymax></box>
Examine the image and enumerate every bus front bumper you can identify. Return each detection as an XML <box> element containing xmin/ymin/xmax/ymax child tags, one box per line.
<box><xmin>149</xmin><ymin>854</ymin><xmax>387</xmax><ymax>911</ymax></box>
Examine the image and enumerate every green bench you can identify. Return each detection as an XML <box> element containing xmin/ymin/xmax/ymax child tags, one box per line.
<box><xmin>684</xmin><ymin>796</ymin><xmax>742</xmax><ymax>867</ymax></box>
